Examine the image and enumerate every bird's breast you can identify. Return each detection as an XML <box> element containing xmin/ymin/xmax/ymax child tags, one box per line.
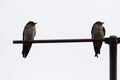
<box><xmin>24</xmin><ymin>28</ymin><xmax>36</xmax><ymax>40</ymax></box>
<box><xmin>92</xmin><ymin>29</ymin><xmax>104</xmax><ymax>40</ymax></box>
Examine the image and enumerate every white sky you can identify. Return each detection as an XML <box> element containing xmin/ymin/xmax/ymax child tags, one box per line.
<box><xmin>0</xmin><ymin>0</ymin><xmax>120</xmax><ymax>80</ymax></box>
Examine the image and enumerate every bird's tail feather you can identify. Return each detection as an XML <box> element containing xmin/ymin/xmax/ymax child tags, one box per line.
<box><xmin>93</xmin><ymin>41</ymin><xmax>102</xmax><ymax>58</ymax></box>
<box><xmin>94</xmin><ymin>49</ymin><xmax>100</xmax><ymax>58</ymax></box>
<box><xmin>95</xmin><ymin>54</ymin><xmax>98</xmax><ymax>58</ymax></box>
<box><xmin>22</xmin><ymin>43</ymin><xmax>32</xmax><ymax>58</ymax></box>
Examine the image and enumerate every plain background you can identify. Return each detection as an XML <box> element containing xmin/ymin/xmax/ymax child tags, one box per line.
<box><xmin>0</xmin><ymin>0</ymin><xmax>120</xmax><ymax>80</ymax></box>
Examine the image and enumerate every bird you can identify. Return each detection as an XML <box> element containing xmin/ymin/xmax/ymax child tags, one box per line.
<box><xmin>22</xmin><ymin>21</ymin><xmax>37</xmax><ymax>58</ymax></box>
<box><xmin>91</xmin><ymin>21</ymin><xmax>105</xmax><ymax>58</ymax></box>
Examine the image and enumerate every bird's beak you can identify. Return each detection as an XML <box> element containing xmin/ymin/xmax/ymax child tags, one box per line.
<box><xmin>102</xmin><ymin>22</ymin><xmax>104</xmax><ymax>24</ymax></box>
<box><xmin>33</xmin><ymin>23</ymin><xmax>37</xmax><ymax>26</ymax></box>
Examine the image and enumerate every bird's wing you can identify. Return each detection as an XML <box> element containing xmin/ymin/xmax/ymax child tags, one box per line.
<box><xmin>23</xmin><ymin>30</ymin><xmax>25</xmax><ymax>40</ymax></box>
<box><xmin>34</xmin><ymin>30</ymin><xmax>36</xmax><ymax>37</ymax></box>
<box><xmin>23</xmin><ymin>26</ymin><xmax>26</xmax><ymax>40</ymax></box>
<box><xmin>103</xmin><ymin>27</ymin><xmax>106</xmax><ymax>36</ymax></box>
<box><xmin>91</xmin><ymin>26</ymin><xmax>94</xmax><ymax>37</ymax></box>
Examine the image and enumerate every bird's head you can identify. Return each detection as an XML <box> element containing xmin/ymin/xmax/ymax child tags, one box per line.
<box><xmin>95</xmin><ymin>21</ymin><xmax>104</xmax><ymax>24</ymax></box>
<box><xmin>95</xmin><ymin>21</ymin><xmax>104</xmax><ymax>25</ymax></box>
<box><xmin>26</xmin><ymin>21</ymin><xmax>37</xmax><ymax>26</ymax></box>
<box><xmin>93</xmin><ymin>21</ymin><xmax>104</xmax><ymax>27</ymax></box>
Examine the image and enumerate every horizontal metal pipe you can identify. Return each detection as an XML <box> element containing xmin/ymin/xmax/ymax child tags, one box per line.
<box><xmin>13</xmin><ymin>39</ymin><xmax>105</xmax><ymax>44</ymax></box>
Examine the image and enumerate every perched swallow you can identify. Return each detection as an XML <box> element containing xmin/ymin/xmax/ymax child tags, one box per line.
<box><xmin>22</xmin><ymin>21</ymin><xmax>37</xmax><ymax>58</ymax></box>
<box><xmin>91</xmin><ymin>21</ymin><xmax>105</xmax><ymax>57</ymax></box>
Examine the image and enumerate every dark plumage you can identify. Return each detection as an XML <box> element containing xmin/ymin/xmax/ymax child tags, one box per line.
<box><xmin>22</xmin><ymin>21</ymin><xmax>37</xmax><ymax>58</ymax></box>
<box><xmin>91</xmin><ymin>21</ymin><xmax>105</xmax><ymax>57</ymax></box>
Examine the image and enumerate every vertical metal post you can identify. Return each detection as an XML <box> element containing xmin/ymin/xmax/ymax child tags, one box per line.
<box><xmin>109</xmin><ymin>36</ymin><xmax>117</xmax><ymax>80</ymax></box>
<box><xmin>105</xmin><ymin>36</ymin><xmax>117</xmax><ymax>80</ymax></box>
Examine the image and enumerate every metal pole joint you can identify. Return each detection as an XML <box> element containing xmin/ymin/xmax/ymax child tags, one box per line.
<box><xmin>105</xmin><ymin>35</ymin><xmax>118</xmax><ymax>44</ymax></box>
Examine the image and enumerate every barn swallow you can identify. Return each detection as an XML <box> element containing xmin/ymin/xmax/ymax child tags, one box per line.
<box><xmin>91</xmin><ymin>21</ymin><xmax>105</xmax><ymax>57</ymax></box>
<box><xmin>22</xmin><ymin>21</ymin><xmax>37</xmax><ymax>58</ymax></box>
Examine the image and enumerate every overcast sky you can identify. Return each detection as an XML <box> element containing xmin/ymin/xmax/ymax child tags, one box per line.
<box><xmin>0</xmin><ymin>0</ymin><xmax>120</xmax><ymax>80</ymax></box>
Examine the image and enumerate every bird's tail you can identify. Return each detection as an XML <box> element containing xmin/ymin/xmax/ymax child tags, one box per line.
<box><xmin>94</xmin><ymin>49</ymin><xmax>100</xmax><ymax>58</ymax></box>
<box><xmin>93</xmin><ymin>41</ymin><xmax>102</xmax><ymax>58</ymax></box>
<box><xmin>95</xmin><ymin>54</ymin><xmax>98</xmax><ymax>58</ymax></box>
<box><xmin>22</xmin><ymin>43</ymin><xmax>32</xmax><ymax>58</ymax></box>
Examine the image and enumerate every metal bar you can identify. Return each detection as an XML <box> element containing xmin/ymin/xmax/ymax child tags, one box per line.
<box><xmin>13</xmin><ymin>36</ymin><xmax>120</xmax><ymax>80</ymax></box>
<box><xmin>109</xmin><ymin>36</ymin><xmax>117</xmax><ymax>80</ymax></box>
<box><xmin>13</xmin><ymin>39</ymin><xmax>104</xmax><ymax>44</ymax></box>
<box><xmin>117</xmin><ymin>38</ymin><xmax>120</xmax><ymax>43</ymax></box>
<box><xmin>105</xmin><ymin>36</ymin><xmax>117</xmax><ymax>80</ymax></box>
